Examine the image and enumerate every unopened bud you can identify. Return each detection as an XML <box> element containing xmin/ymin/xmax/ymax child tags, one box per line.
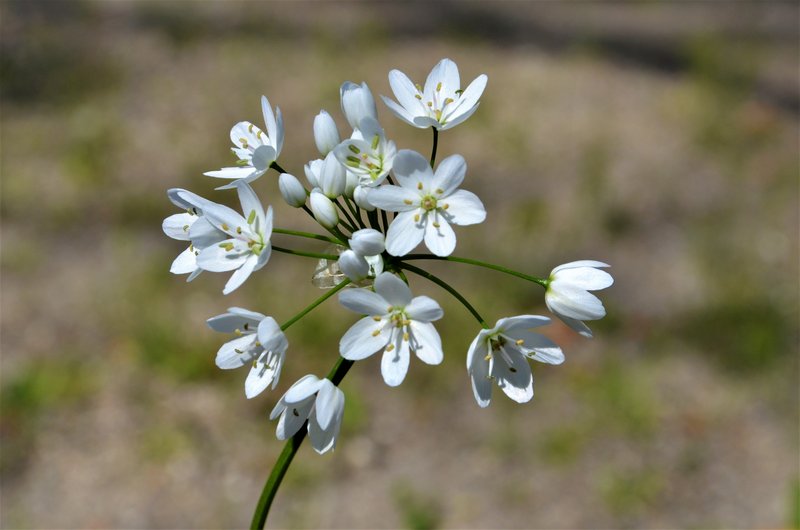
<box><xmin>340</xmin><ymin>81</ymin><xmax>378</xmax><ymax>131</ymax></box>
<box><xmin>338</xmin><ymin>250</ymin><xmax>370</xmax><ymax>281</ymax></box>
<box><xmin>313</xmin><ymin>110</ymin><xmax>341</xmax><ymax>156</ymax></box>
<box><xmin>278</xmin><ymin>173</ymin><xmax>306</xmax><ymax>208</ymax></box>
<box><xmin>309</xmin><ymin>189</ymin><xmax>339</xmax><ymax>229</ymax></box>
<box><xmin>349</xmin><ymin>228</ymin><xmax>385</xmax><ymax>256</ymax></box>
<box><xmin>319</xmin><ymin>151</ymin><xmax>346</xmax><ymax>199</ymax></box>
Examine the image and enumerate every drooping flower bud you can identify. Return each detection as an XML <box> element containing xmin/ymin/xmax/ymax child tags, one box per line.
<box><xmin>313</xmin><ymin>110</ymin><xmax>341</xmax><ymax>156</ymax></box>
<box><xmin>278</xmin><ymin>173</ymin><xmax>307</xmax><ymax>208</ymax></box>
<box><xmin>340</xmin><ymin>81</ymin><xmax>378</xmax><ymax>131</ymax></box>
<box><xmin>309</xmin><ymin>189</ymin><xmax>339</xmax><ymax>229</ymax></box>
<box><xmin>338</xmin><ymin>250</ymin><xmax>370</xmax><ymax>281</ymax></box>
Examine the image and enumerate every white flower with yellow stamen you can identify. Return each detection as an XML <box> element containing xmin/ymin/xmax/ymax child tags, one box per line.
<box><xmin>163</xmin><ymin>189</ymin><xmax>211</xmax><ymax>282</ymax></box>
<box><xmin>204</xmin><ymin>95</ymin><xmax>284</xmax><ymax>190</ymax></box>
<box><xmin>174</xmin><ymin>183</ymin><xmax>273</xmax><ymax>295</ymax></box>
<box><xmin>381</xmin><ymin>58</ymin><xmax>487</xmax><ymax>131</ymax></box>
<box><xmin>333</xmin><ymin>116</ymin><xmax>397</xmax><ymax>187</ymax></box>
<box><xmin>207</xmin><ymin>309</ymin><xmax>288</xmax><ymax>399</ymax></box>
<box><xmin>339</xmin><ymin>273</ymin><xmax>444</xmax><ymax>387</ymax></box>
<box><xmin>467</xmin><ymin>316</ymin><xmax>564</xmax><ymax>408</ymax></box>
<box><xmin>369</xmin><ymin>150</ymin><xmax>485</xmax><ymax>257</ymax></box>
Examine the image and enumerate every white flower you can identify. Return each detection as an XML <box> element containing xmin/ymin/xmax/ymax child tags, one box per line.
<box><xmin>381</xmin><ymin>58</ymin><xmax>487</xmax><ymax>131</ymax></box>
<box><xmin>309</xmin><ymin>189</ymin><xmax>339</xmax><ymax>229</ymax></box>
<box><xmin>313</xmin><ymin>110</ymin><xmax>341</xmax><ymax>156</ymax></box>
<box><xmin>317</xmin><ymin>151</ymin><xmax>347</xmax><ymax>198</ymax></box>
<box><xmin>340</xmin><ymin>81</ymin><xmax>378</xmax><ymax>131</ymax></box>
<box><xmin>204</xmin><ymin>96</ymin><xmax>284</xmax><ymax>190</ymax></box>
<box><xmin>467</xmin><ymin>316</ymin><xmax>564</xmax><ymax>408</ymax></box>
<box><xmin>338</xmin><ymin>229</ymin><xmax>385</xmax><ymax>282</ymax></box>
<box><xmin>174</xmin><ymin>183</ymin><xmax>273</xmax><ymax>295</ymax></box>
<box><xmin>369</xmin><ymin>150</ymin><xmax>486</xmax><ymax>257</ymax></box>
<box><xmin>207</xmin><ymin>308</ymin><xmax>288</xmax><ymax>399</ymax></box>
<box><xmin>545</xmin><ymin>261</ymin><xmax>613</xmax><ymax>338</ymax></box>
<box><xmin>333</xmin><ymin>117</ymin><xmax>397</xmax><ymax>187</ymax></box>
<box><xmin>163</xmin><ymin>189</ymin><xmax>207</xmax><ymax>281</ymax></box>
<box><xmin>339</xmin><ymin>273</ymin><xmax>443</xmax><ymax>386</ymax></box>
<box><xmin>270</xmin><ymin>374</ymin><xmax>345</xmax><ymax>454</ymax></box>
<box><xmin>278</xmin><ymin>173</ymin><xmax>307</xmax><ymax>208</ymax></box>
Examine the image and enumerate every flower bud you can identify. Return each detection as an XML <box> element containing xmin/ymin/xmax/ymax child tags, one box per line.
<box><xmin>319</xmin><ymin>152</ymin><xmax>346</xmax><ymax>199</ymax></box>
<box><xmin>304</xmin><ymin>159</ymin><xmax>323</xmax><ymax>189</ymax></box>
<box><xmin>353</xmin><ymin>185</ymin><xmax>375</xmax><ymax>211</ymax></box>
<box><xmin>309</xmin><ymin>189</ymin><xmax>339</xmax><ymax>229</ymax></box>
<box><xmin>313</xmin><ymin>110</ymin><xmax>341</xmax><ymax>156</ymax></box>
<box><xmin>344</xmin><ymin>171</ymin><xmax>359</xmax><ymax>197</ymax></box>
<box><xmin>338</xmin><ymin>250</ymin><xmax>370</xmax><ymax>281</ymax></box>
<box><xmin>340</xmin><ymin>81</ymin><xmax>378</xmax><ymax>131</ymax></box>
<box><xmin>349</xmin><ymin>228</ymin><xmax>385</xmax><ymax>256</ymax></box>
<box><xmin>278</xmin><ymin>173</ymin><xmax>306</xmax><ymax>208</ymax></box>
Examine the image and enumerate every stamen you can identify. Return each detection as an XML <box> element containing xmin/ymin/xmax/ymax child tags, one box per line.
<box><xmin>435</xmin><ymin>188</ymin><xmax>444</xmax><ymax>194</ymax></box>
<box><xmin>182</xmin><ymin>224</ymin><xmax>189</xmax><ymax>232</ymax></box>
<box><xmin>256</xmin><ymin>130</ymin><xmax>263</xmax><ymax>139</ymax></box>
<box><xmin>484</xmin><ymin>353</ymin><xmax>492</xmax><ymax>361</ymax></box>
<box><xmin>221</xmin><ymin>223</ymin><xmax>229</xmax><ymax>231</ymax></box>
<box><xmin>414</xmin><ymin>94</ymin><xmax>422</xmax><ymax>100</ymax></box>
<box><xmin>427</xmin><ymin>101</ymin><xmax>433</xmax><ymax>108</ymax></box>
<box><xmin>248</xmin><ymin>124</ymin><xmax>254</xmax><ymax>133</ymax></box>
<box><xmin>455</xmin><ymin>89</ymin><xmax>464</xmax><ymax>96</ymax></box>
<box><xmin>372</xmin><ymin>316</ymin><xmax>382</xmax><ymax>322</ymax></box>
<box><xmin>235</xmin><ymin>348</ymin><xmax>244</xmax><ymax>354</ymax></box>
<box><xmin>415</xmin><ymin>83</ymin><xmax>423</xmax><ymax>92</ymax></box>
<box><xmin>234</xmin><ymin>329</ymin><xmax>242</xmax><ymax>336</ymax></box>
<box><xmin>414</xmin><ymin>213</ymin><xmax>420</xmax><ymax>222</ymax></box>
<box><xmin>371</xmin><ymin>135</ymin><xmax>380</xmax><ymax>150</ymax></box>
<box><xmin>372</xmin><ymin>329</ymin><xmax>381</xmax><ymax>337</ymax></box>
<box><xmin>403</xmin><ymin>332</ymin><xmax>409</xmax><ymax>341</ymax></box>
<box><xmin>436</xmin><ymin>82</ymin><xmax>442</xmax><ymax>92</ymax></box>
<box><xmin>348</xmin><ymin>144</ymin><xmax>360</xmax><ymax>154</ymax></box>
<box><xmin>433</xmin><ymin>222</ymin><xmax>440</xmax><ymax>228</ymax></box>
<box><xmin>239</xmin><ymin>138</ymin><xmax>248</xmax><ymax>148</ymax></box>
<box><xmin>516</xmin><ymin>339</ymin><xmax>525</xmax><ymax>346</ymax></box>
<box><xmin>403</xmin><ymin>199</ymin><xmax>413</xmax><ymax>205</ymax></box>
<box><xmin>346</xmin><ymin>155</ymin><xmax>360</xmax><ymax>164</ymax></box>
<box><xmin>417</xmin><ymin>182</ymin><xmax>423</xmax><ymax>190</ymax></box>
<box><xmin>219</xmin><ymin>242</ymin><xmax>234</xmax><ymax>251</ymax></box>
<box><xmin>443</xmin><ymin>203</ymin><xmax>449</xmax><ymax>210</ymax></box>
<box><xmin>444</xmin><ymin>97</ymin><xmax>454</xmax><ymax>105</ymax></box>
<box><xmin>386</xmin><ymin>344</ymin><xmax>395</xmax><ymax>352</ymax></box>
<box><xmin>247</xmin><ymin>210</ymin><xmax>257</xmax><ymax>224</ymax></box>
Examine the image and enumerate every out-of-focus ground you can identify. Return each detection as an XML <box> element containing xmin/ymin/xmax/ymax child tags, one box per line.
<box><xmin>1</xmin><ymin>2</ymin><xmax>798</xmax><ymax>528</ymax></box>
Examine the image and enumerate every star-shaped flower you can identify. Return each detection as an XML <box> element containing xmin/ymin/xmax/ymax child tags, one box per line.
<box><xmin>207</xmin><ymin>308</ymin><xmax>288</xmax><ymax>399</ymax></box>
<box><xmin>204</xmin><ymin>96</ymin><xmax>284</xmax><ymax>190</ymax></box>
<box><xmin>270</xmin><ymin>374</ymin><xmax>345</xmax><ymax>454</ymax></box>
<box><xmin>545</xmin><ymin>261</ymin><xmax>613</xmax><ymax>338</ymax></box>
<box><xmin>381</xmin><ymin>58</ymin><xmax>487</xmax><ymax>130</ymax></box>
<box><xmin>339</xmin><ymin>273</ymin><xmax>444</xmax><ymax>386</ymax></box>
<box><xmin>368</xmin><ymin>150</ymin><xmax>486</xmax><ymax>257</ymax></box>
<box><xmin>333</xmin><ymin>116</ymin><xmax>397</xmax><ymax>187</ymax></box>
<box><xmin>162</xmin><ymin>189</ymin><xmax>208</xmax><ymax>282</ymax></box>
<box><xmin>173</xmin><ymin>183</ymin><xmax>273</xmax><ymax>294</ymax></box>
<box><xmin>467</xmin><ymin>316</ymin><xmax>564</xmax><ymax>408</ymax></box>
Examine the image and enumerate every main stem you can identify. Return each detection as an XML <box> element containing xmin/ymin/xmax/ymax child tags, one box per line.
<box><xmin>401</xmin><ymin>254</ymin><xmax>548</xmax><ymax>288</ymax></box>
<box><xmin>250</xmin><ymin>356</ymin><xmax>355</xmax><ymax>529</ymax></box>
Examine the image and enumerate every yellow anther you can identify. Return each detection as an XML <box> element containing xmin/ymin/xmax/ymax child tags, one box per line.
<box><xmin>372</xmin><ymin>316</ymin><xmax>382</xmax><ymax>322</ymax></box>
<box><xmin>221</xmin><ymin>223</ymin><xmax>229</xmax><ymax>231</ymax></box>
<box><xmin>484</xmin><ymin>353</ymin><xmax>492</xmax><ymax>361</ymax></box>
<box><xmin>414</xmin><ymin>214</ymin><xmax>420</xmax><ymax>222</ymax></box>
<box><xmin>436</xmin><ymin>82</ymin><xmax>442</xmax><ymax>92</ymax></box>
<box><xmin>236</xmin><ymin>226</ymin><xmax>242</xmax><ymax>234</ymax></box>
<box><xmin>403</xmin><ymin>199</ymin><xmax>413</xmax><ymax>205</ymax></box>
<box><xmin>415</xmin><ymin>83</ymin><xmax>423</xmax><ymax>92</ymax></box>
<box><xmin>239</xmin><ymin>138</ymin><xmax>248</xmax><ymax>148</ymax></box>
<box><xmin>417</xmin><ymin>182</ymin><xmax>423</xmax><ymax>190</ymax></box>
<box><xmin>247</xmin><ymin>210</ymin><xmax>257</xmax><ymax>224</ymax></box>
<box><xmin>435</xmin><ymin>188</ymin><xmax>444</xmax><ymax>194</ymax></box>
<box><xmin>219</xmin><ymin>242</ymin><xmax>234</xmax><ymax>251</ymax></box>
<box><xmin>183</xmin><ymin>224</ymin><xmax>189</xmax><ymax>232</ymax></box>
<box><xmin>444</xmin><ymin>97</ymin><xmax>454</xmax><ymax>105</ymax></box>
<box><xmin>433</xmin><ymin>222</ymin><xmax>441</xmax><ymax>228</ymax></box>
<box><xmin>248</xmin><ymin>124</ymin><xmax>254</xmax><ymax>133</ymax></box>
<box><xmin>255</xmin><ymin>341</ymin><xmax>261</xmax><ymax>347</ymax></box>
<box><xmin>516</xmin><ymin>339</ymin><xmax>525</xmax><ymax>346</ymax></box>
<box><xmin>348</xmin><ymin>144</ymin><xmax>360</xmax><ymax>154</ymax></box>
<box><xmin>235</xmin><ymin>348</ymin><xmax>244</xmax><ymax>354</ymax></box>
<box><xmin>256</xmin><ymin>130</ymin><xmax>263</xmax><ymax>139</ymax></box>
<box><xmin>372</xmin><ymin>329</ymin><xmax>381</xmax><ymax>337</ymax></box>
<box><xmin>371</xmin><ymin>134</ymin><xmax>380</xmax><ymax>150</ymax></box>
<box><xmin>414</xmin><ymin>94</ymin><xmax>422</xmax><ymax>100</ymax></box>
<box><xmin>386</xmin><ymin>344</ymin><xmax>395</xmax><ymax>352</ymax></box>
<box><xmin>403</xmin><ymin>332</ymin><xmax>409</xmax><ymax>341</ymax></box>
<box><xmin>402</xmin><ymin>319</ymin><xmax>411</xmax><ymax>326</ymax></box>
<box><xmin>427</xmin><ymin>101</ymin><xmax>433</xmax><ymax>108</ymax></box>
<box><xmin>234</xmin><ymin>329</ymin><xmax>243</xmax><ymax>336</ymax></box>
<box><xmin>443</xmin><ymin>203</ymin><xmax>449</xmax><ymax>210</ymax></box>
<box><xmin>435</xmin><ymin>109</ymin><xmax>442</xmax><ymax>121</ymax></box>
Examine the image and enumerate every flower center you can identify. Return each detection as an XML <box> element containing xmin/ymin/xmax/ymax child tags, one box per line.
<box><xmin>420</xmin><ymin>195</ymin><xmax>438</xmax><ymax>212</ymax></box>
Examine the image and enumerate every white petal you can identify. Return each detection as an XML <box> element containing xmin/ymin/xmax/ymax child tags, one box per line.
<box><xmin>204</xmin><ymin>166</ymin><xmax>257</xmax><ymax>180</ymax></box>
<box><xmin>338</xmin><ymin>250</ymin><xmax>370</xmax><ymax>282</ymax></box>
<box><xmin>439</xmin><ymin>103</ymin><xmax>480</xmax><ymax>131</ymax></box>
<box><xmin>257</xmin><ymin>317</ymin><xmax>287</xmax><ymax>353</ymax></box>
<box><xmin>412</xmin><ymin>116</ymin><xmax>442</xmax><ymax>129</ymax></box>
<box><xmin>494</xmin><ymin>350</ymin><xmax>533</xmax><ymax>404</ymax></box>
<box><xmin>546</xmin><ymin>286</ymin><xmax>606</xmax><ymax>320</ymax></box>
<box><xmin>392</xmin><ymin>149</ymin><xmax>433</xmax><ymax>189</ymax></box>
<box><xmin>467</xmin><ymin>334</ymin><xmax>492</xmax><ymax>407</ymax></box>
<box><xmin>163</xmin><ymin>213</ymin><xmax>196</xmax><ymax>241</ymax></box>
<box><xmin>388</xmin><ymin>69</ymin><xmax>426</xmax><ymax>116</ymax></box>
<box><xmin>200</xmin><ymin>202</ymin><xmax>248</xmax><ymax>238</ymax></box>
<box><xmin>367</xmin><ymin>186</ymin><xmax>419</xmax><ymax>212</ymax></box>
<box><xmin>309</xmin><ymin>387</ymin><xmax>344</xmax><ymax>454</ymax></box>
<box><xmin>553</xmin><ymin>266</ymin><xmax>613</xmax><ymax>291</ymax></box>
<box><xmin>274</xmin><ymin>107</ymin><xmax>284</xmax><ymax>155</ymax></box>
<box><xmin>314</xmin><ymin>380</ymin><xmax>342</xmax><ymax>430</ymax></box>
<box><xmin>245</xmin><ymin>358</ymin><xmax>277</xmax><ymax>399</ymax></box>
<box><xmin>339</xmin><ymin>317</ymin><xmax>389</xmax><ymax>360</ymax></box>
<box><xmin>261</xmin><ymin>95</ymin><xmax>278</xmax><ymax>147</ymax></box>
<box><xmin>441</xmin><ymin>190</ymin><xmax>486</xmax><ymax>226</ymax></box>
<box><xmin>339</xmin><ymin>286</ymin><xmax>389</xmax><ymax>315</ymax></box>
<box><xmin>431</xmin><ymin>154</ymin><xmax>466</xmax><ymax>196</ymax></box>
<box><xmin>409</xmin><ymin>321</ymin><xmax>443</xmax><ymax>365</ymax></box>
<box><xmin>223</xmin><ymin>255</ymin><xmax>258</xmax><ymax>295</ymax></box>
<box><xmin>556</xmin><ymin>314</ymin><xmax>593</xmax><ymax>338</ymax></box>
<box><xmin>495</xmin><ymin>315</ymin><xmax>551</xmax><ymax>333</ymax></box>
<box><xmin>504</xmin><ymin>330</ymin><xmax>564</xmax><ymax>365</ymax></box>
<box><xmin>283</xmin><ymin>374</ymin><xmax>324</xmax><ymax>404</ymax></box>
<box><xmin>275</xmin><ymin>399</ymin><xmax>314</xmax><ymax>440</ymax></box>
<box><xmin>381</xmin><ymin>95</ymin><xmax>419</xmax><ymax>127</ymax></box>
<box><xmin>552</xmin><ymin>260</ymin><xmax>610</xmax><ymax>274</ymax></box>
<box><xmin>188</xmin><ymin>217</ymin><xmax>226</xmax><ymax>249</ymax></box>
<box><xmin>424</xmin><ymin>58</ymin><xmax>459</xmax><ymax>101</ymax></box>
<box><xmin>236</xmin><ymin>182</ymin><xmax>266</xmax><ymax>229</ymax></box>
<box><xmin>215</xmin><ymin>335</ymin><xmax>259</xmax><ymax>369</ymax></box>
<box><xmin>250</xmin><ymin>145</ymin><xmax>276</xmax><ymax>172</ymax></box>
<box><xmin>207</xmin><ymin>308</ymin><xmax>265</xmax><ymax>333</ymax></box>
<box><xmin>423</xmin><ymin>216</ymin><xmax>456</xmax><ymax>257</ymax></box>
<box><xmin>197</xmin><ymin>241</ymin><xmax>249</xmax><ymax>272</ymax></box>
<box><xmin>374</xmin><ymin>272</ymin><xmax>413</xmax><ymax>307</ymax></box>
<box><xmin>443</xmin><ymin>74</ymin><xmax>487</xmax><ymax>123</ymax></box>
<box><xmin>385</xmin><ymin>210</ymin><xmax>424</xmax><ymax>256</ymax></box>
<box><xmin>170</xmin><ymin>247</ymin><xmax>198</xmax><ymax>275</ymax></box>
<box><xmin>349</xmin><ymin>228</ymin><xmax>385</xmax><ymax>256</ymax></box>
<box><xmin>405</xmin><ymin>296</ymin><xmax>443</xmax><ymax>322</ymax></box>
<box><xmin>381</xmin><ymin>334</ymin><xmax>410</xmax><ymax>387</ymax></box>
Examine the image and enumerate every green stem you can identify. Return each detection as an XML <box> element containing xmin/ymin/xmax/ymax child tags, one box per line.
<box><xmin>302</xmin><ymin>205</ymin><xmax>348</xmax><ymax>245</ymax></box>
<box><xmin>398</xmin><ymin>262</ymin><xmax>488</xmax><ymax>328</ymax></box>
<box><xmin>401</xmin><ymin>254</ymin><xmax>548</xmax><ymax>288</ymax></box>
<box><xmin>270</xmin><ymin>161</ymin><xmax>289</xmax><ymax>174</ymax></box>
<box><xmin>429</xmin><ymin>127</ymin><xmax>439</xmax><ymax>167</ymax></box>
<box><xmin>272</xmin><ymin>246</ymin><xmax>339</xmax><ymax>262</ymax></box>
<box><xmin>249</xmin><ymin>357</ymin><xmax>355</xmax><ymax>530</ymax></box>
<box><xmin>273</xmin><ymin>227</ymin><xmax>340</xmax><ymax>245</ymax></box>
<box><xmin>381</xmin><ymin>208</ymin><xmax>390</xmax><ymax>233</ymax></box>
<box><xmin>280</xmin><ymin>278</ymin><xmax>350</xmax><ymax>331</ymax></box>
<box><xmin>334</xmin><ymin>198</ymin><xmax>359</xmax><ymax>232</ymax></box>
<box><xmin>344</xmin><ymin>197</ymin><xmax>366</xmax><ymax>229</ymax></box>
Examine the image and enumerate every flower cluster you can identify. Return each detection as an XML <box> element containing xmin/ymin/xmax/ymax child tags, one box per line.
<box><xmin>163</xmin><ymin>58</ymin><xmax>613</xmax><ymax>510</ymax></box>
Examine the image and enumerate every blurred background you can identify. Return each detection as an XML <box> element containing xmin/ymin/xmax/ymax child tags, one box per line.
<box><xmin>1</xmin><ymin>1</ymin><xmax>798</xmax><ymax>528</ymax></box>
